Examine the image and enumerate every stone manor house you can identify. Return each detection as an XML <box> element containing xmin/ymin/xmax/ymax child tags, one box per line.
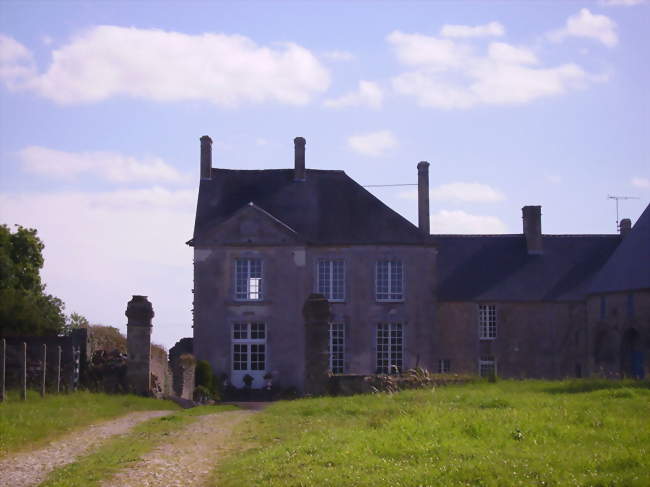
<box><xmin>187</xmin><ymin>135</ymin><xmax>650</xmax><ymax>390</ymax></box>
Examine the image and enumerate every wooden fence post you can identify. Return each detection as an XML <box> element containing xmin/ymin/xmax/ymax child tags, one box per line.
<box><xmin>41</xmin><ymin>344</ymin><xmax>47</xmax><ymax>398</ymax></box>
<box><xmin>21</xmin><ymin>342</ymin><xmax>27</xmax><ymax>401</ymax></box>
<box><xmin>56</xmin><ymin>346</ymin><xmax>62</xmax><ymax>393</ymax></box>
<box><xmin>1</xmin><ymin>339</ymin><xmax>5</xmax><ymax>403</ymax></box>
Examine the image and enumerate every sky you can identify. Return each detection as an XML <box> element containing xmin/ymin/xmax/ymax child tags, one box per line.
<box><xmin>0</xmin><ymin>0</ymin><xmax>648</xmax><ymax>348</ymax></box>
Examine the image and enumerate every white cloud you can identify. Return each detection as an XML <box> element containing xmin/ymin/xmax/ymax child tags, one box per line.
<box><xmin>430</xmin><ymin>209</ymin><xmax>508</xmax><ymax>234</ymax></box>
<box><xmin>0</xmin><ymin>34</ymin><xmax>36</xmax><ymax>89</ymax></box>
<box><xmin>631</xmin><ymin>177</ymin><xmax>650</xmax><ymax>188</ymax></box>
<box><xmin>0</xmin><ymin>27</ymin><xmax>330</xmax><ymax>106</ymax></box>
<box><xmin>440</xmin><ymin>22</ymin><xmax>505</xmax><ymax>38</ymax></box>
<box><xmin>388</xmin><ymin>30</ymin><xmax>593</xmax><ymax>109</ymax></box>
<box><xmin>323</xmin><ymin>80</ymin><xmax>383</xmax><ymax>109</ymax></box>
<box><xmin>400</xmin><ymin>182</ymin><xmax>505</xmax><ymax>203</ymax></box>
<box><xmin>347</xmin><ymin>130</ymin><xmax>398</xmax><ymax>157</ymax></box>
<box><xmin>19</xmin><ymin>146</ymin><xmax>187</xmax><ymax>184</ymax></box>
<box><xmin>548</xmin><ymin>9</ymin><xmax>618</xmax><ymax>47</ymax></box>
<box><xmin>322</xmin><ymin>50</ymin><xmax>355</xmax><ymax>62</ymax></box>
<box><xmin>599</xmin><ymin>0</ymin><xmax>645</xmax><ymax>6</ymax></box>
<box><xmin>0</xmin><ymin>187</ymin><xmax>196</xmax><ymax>347</ymax></box>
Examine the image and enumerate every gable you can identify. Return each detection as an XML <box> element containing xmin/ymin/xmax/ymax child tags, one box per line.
<box><xmin>198</xmin><ymin>202</ymin><xmax>303</xmax><ymax>246</ymax></box>
<box><xmin>193</xmin><ymin>169</ymin><xmax>429</xmax><ymax>245</ymax></box>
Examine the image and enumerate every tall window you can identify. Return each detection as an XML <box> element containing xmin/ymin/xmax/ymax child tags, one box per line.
<box><xmin>479</xmin><ymin>356</ymin><xmax>496</xmax><ymax>378</ymax></box>
<box><xmin>478</xmin><ymin>305</ymin><xmax>497</xmax><ymax>339</ymax></box>
<box><xmin>438</xmin><ymin>359</ymin><xmax>451</xmax><ymax>374</ymax></box>
<box><xmin>235</xmin><ymin>258</ymin><xmax>262</xmax><ymax>300</ymax></box>
<box><xmin>232</xmin><ymin>322</ymin><xmax>266</xmax><ymax>372</ymax></box>
<box><xmin>329</xmin><ymin>322</ymin><xmax>345</xmax><ymax>374</ymax></box>
<box><xmin>317</xmin><ymin>259</ymin><xmax>345</xmax><ymax>301</ymax></box>
<box><xmin>376</xmin><ymin>323</ymin><xmax>403</xmax><ymax>374</ymax></box>
<box><xmin>376</xmin><ymin>260</ymin><xmax>403</xmax><ymax>301</ymax></box>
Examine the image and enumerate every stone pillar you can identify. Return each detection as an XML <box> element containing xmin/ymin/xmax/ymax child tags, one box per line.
<box><xmin>126</xmin><ymin>295</ymin><xmax>154</xmax><ymax>396</ymax></box>
<box><xmin>303</xmin><ymin>293</ymin><xmax>331</xmax><ymax>396</ymax></box>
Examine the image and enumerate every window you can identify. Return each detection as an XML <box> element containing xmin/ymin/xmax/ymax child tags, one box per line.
<box><xmin>329</xmin><ymin>322</ymin><xmax>345</xmax><ymax>374</ymax></box>
<box><xmin>231</xmin><ymin>322</ymin><xmax>266</xmax><ymax>372</ymax></box>
<box><xmin>478</xmin><ymin>305</ymin><xmax>497</xmax><ymax>339</ymax></box>
<box><xmin>599</xmin><ymin>296</ymin><xmax>607</xmax><ymax>319</ymax></box>
<box><xmin>438</xmin><ymin>359</ymin><xmax>450</xmax><ymax>374</ymax></box>
<box><xmin>317</xmin><ymin>259</ymin><xmax>345</xmax><ymax>301</ymax></box>
<box><xmin>627</xmin><ymin>293</ymin><xmax>635</xmax><ymax>318</ymax></box>
<box><xmin>376</xmin><ymin>260</ymin><xmax>403</xmax><ymax>301</ymax></box>
<box><xmin>235</xmin><ymin>258</ymin><xmax>263</xmax><ymax>300</ymax></box>
<box><xmin>376</xmin><ymin>323</ymin><xmax>403</xmax><ymax>374</ymax></box>
<box><xmin>479</xmin><ymin>356</ymin><xmax>496</xmax><ymax>378</ymax></box>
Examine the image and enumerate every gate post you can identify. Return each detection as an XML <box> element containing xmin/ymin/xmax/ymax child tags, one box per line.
<box><xmin>126</xmin><ymin>295</ymin><xmax>154</xmax><ymax>396</ymax></box>
<box><xmin>303</xmin><ymin>293</ymin><xmax>331</xmax><ymax>396</ymax></box>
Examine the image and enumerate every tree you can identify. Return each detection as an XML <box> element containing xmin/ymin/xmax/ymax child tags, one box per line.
<box><xmin>0</xmin><ymin>224</ymin><xmax>66</xmax><ymax>336</ymax></box>
<box><xmin>62</xmin><ymin>311</ymin><xmax>90</xmax><ymax>336</ymax></box>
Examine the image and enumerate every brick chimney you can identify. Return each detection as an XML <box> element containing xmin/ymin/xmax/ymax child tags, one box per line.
<box><xmin>294</xmin><ymin>137</ymin><xmax>306</xmax><ymax>181</ymax></box>
<box><xmin>200</xmin><ymin>135</ymin><xmax>212</xmax><ymax>180</ymax></box>
<box><xmin>417</xmin><ymin>161</ymin><xmax>430</xmax><ymax>234</ymax></box>
<box><xmin>522</xmin><ymin>205</ymin><xmax>543</xmax><ymax>255</ymax></box>
<box><xmin>619</xmin><ymin>218</ymin><xmax>632</xmax><ymax>237</ymax></box>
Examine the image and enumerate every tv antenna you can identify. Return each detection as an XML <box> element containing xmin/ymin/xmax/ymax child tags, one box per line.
<box><xmin>607</xmin><ymin>195</ymin><xmax>639</xmax><ymax>231</ymax></box>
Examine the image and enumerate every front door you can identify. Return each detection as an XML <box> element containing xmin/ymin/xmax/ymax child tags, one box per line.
<box><xmin>231</xmin><ymin>322</ymin><xmax>267</xmax><ymax>388</ymax></box>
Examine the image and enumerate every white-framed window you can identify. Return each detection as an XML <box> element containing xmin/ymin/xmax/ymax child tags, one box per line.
<box><xmin>479</xmin><ymin>356</ymin><xmax>496</xmax><ymax>378</ymax></box>
<box><xmin>376</xmin><ymin>260</ymin><xmax>404</xmax><ymax>301</ymax></box>
<box><xmin>329</xmin><ymin>322</ymin><xmax>345</xmax><ymax>374</ymax></box>
<box><xmin>235</xmin><ymin>258</ymin><xmax>263</xmax><ymax>301</ymax></box>
<box><xmin>478</xmin><ymin>304</ymin><xmax>497</xmax><ymax>339</ymax></box>
<box><xmin>438</xmin><ymin>359</ymin><xmax>450</xmax><ymax>374</ymax></box>
<box><xmin>231</xmin><ymin>322</ymin><xmax>266</xmax><ymax>372</ymax></box>
<box><xmin>376</xmin><ymin>323</ymin><xmax>403</xmax><ymax>374</ymax></box>
<box><xmin>317</xmin><ymin>259</ymin><xmax>345</xmax><ymax>301</ymax></box>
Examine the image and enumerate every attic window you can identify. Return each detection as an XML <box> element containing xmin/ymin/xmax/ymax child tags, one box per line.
<box><xmin>235</xmin><ymin>258</ymin><xmax>263</xmax><ymax>301</ymax></box>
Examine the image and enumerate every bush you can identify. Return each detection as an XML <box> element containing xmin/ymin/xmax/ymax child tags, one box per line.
<box><xmin>195</xmin><ymin>360</ymin><xmax>219</xmax><ymax>401</ymax></box>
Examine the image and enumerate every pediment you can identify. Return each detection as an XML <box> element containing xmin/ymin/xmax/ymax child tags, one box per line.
<box><xmin>201</xmin><ymin>202</ymin><xmax>303</xmax><ymax>245</ymax></box>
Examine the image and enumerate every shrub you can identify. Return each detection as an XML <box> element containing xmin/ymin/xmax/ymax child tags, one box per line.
<box><xmin>194</xmin><ymin>360</ymin><xmax>220</xmax><ymax>401</ymax></box>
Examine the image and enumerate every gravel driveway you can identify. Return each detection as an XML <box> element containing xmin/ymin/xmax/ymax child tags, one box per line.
<box><xmin>0</xmin><ymin>410</ymin><xmax>174</xmax><ymax>487</ymax></box>
<box><xmin>101</xmin><ymin>409</ymin><xmax>255</xmax><ymax>487</ymax></box>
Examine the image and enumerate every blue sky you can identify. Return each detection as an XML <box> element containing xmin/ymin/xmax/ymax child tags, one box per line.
<box><xmin>0</xmin><ymin>0</ymin><xmax>648</xmax><ymax>347</ymax></box>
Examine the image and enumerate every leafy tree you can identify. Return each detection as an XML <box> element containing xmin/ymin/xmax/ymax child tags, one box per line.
<box><xmin>62</xmin><ymin>311</ymin><xmax>90</xmax><ymax>336</ymax></box>
<box><xmin>0</xmin><ymin>224</ymin><xmax>66</xmax><ymax>336</ymax></box>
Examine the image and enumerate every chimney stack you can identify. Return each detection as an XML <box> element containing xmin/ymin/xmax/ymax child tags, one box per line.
<box><xmin>619</xmin><ymin>218</ymin><xmax>632</xmax><ymax>237</ymax></box>
<box><xmin>294</xmin><ymin>137</ymin><xmax>306</xmax><ymax>181</ymax></box>
<box><xmin>200</xmin><ymin>135</ymin><xmax>212</xmax><ymax>180</ymax></box>
<box><xmin>417</xmin><ymin>161</ymin><xmax>430</xmax><ymax>234</ymax></box>
<box><xmin>522</xmin><ymin>205</ymin><xmax>543</xmax><ymax>255</ymax></box>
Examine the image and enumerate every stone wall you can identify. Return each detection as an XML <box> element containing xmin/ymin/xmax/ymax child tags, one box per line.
<box><xmin>193</xmin><ymin>243</ymin><xmax>436</xmax><ymax>392</ymax></box>
<box><xmin>435</xmin><ymin>301</ymin><xmax>588</xmax><ymax>379</ymax></box>
<box><xmin>587</xmin><ymin>289</ymin><xmax>650</xmax><ymax>378</ymax></box>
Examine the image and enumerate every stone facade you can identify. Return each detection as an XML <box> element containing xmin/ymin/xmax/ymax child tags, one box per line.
<box><xmin>190</xmin><ymin>135</ymin><xmax>650</xmax><ymax>390</ymax></box>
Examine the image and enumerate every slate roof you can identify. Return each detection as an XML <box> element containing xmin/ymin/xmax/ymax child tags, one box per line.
<box><xmin>589</xmin><ymin>204</ymin><xmax>650</xmax><ymax>294</ymax></box>
<box><xmin>434</xmin><ymin>234</ymin><xmax>621</xmax><ymax>302</ymax></box>
<box><xmin>193</xmin><ymin>168</ymin><xmax>428</xmax><ymax>245</ymax></box>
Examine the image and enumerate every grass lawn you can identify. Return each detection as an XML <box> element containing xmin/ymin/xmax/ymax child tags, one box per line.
<box><xmin>0</xmin><ymin>389</ymin><xmax>181</xmax><ymax>457</ymax></box>
<box><xmin>216</xmin><ymin>380</ymin><xmax>650</xmax><ymax>487</ymax></box>
<box><xmin>40</xmin><ymin>405</ymin><xmax>237</xmax><ymax>487</ymax></box>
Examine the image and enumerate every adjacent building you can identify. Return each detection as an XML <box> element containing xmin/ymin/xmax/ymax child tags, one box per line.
<box><xmin>188</xmin><ymin>135</ymin><xmax>649</xmax><ymax>390</ymax></box>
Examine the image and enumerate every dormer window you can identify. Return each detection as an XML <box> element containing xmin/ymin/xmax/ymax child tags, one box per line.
<box><xmin>235</xmin><ymin>258</ymin><xmax>263</xmax><ymax>300</ymax></box>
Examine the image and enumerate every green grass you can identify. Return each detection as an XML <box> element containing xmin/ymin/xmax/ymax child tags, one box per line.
<box><xmin>216</xmin><ymin>380</ymin><xmax>650</xmax><ymax>487</ymax></box>
<box><xmin>40</xmin><ymin>404</ymin><xmax>237</xmax><ymax>487</ymax></box>
<box><xmin>0</xmin><ymin>389</ymin><xmax>181</xmax><ymax>457</ymax></box>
